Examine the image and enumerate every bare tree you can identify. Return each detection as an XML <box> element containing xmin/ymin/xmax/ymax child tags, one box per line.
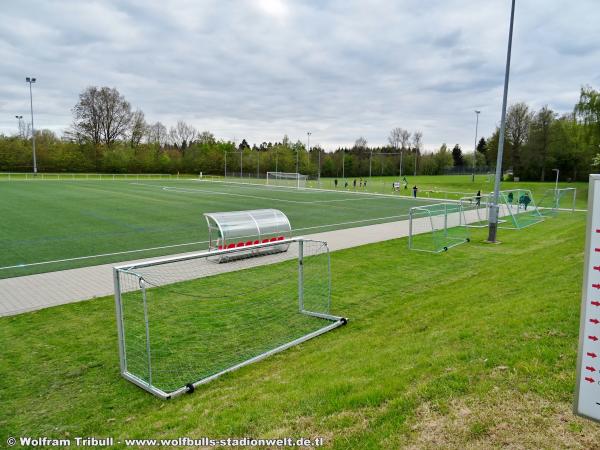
<box><xmin>400</xmin><ymin>129</ymin><xmax>411</xmax><ymax>150</ymax></box>
<box><xmin>169</xmin><ymin>120</ymin><xmax>197</xmax><ymax>151</ymax></box>
<box><xmin>197</xmin><ymin>130</ymin><xmax>216</xmax><ymax>145</ymax></box>
<box><xmin>129</xmin><ymin>110</ymin><xmax>146</xmax><ymax>147</ymax></box>
<box><xmin>72</xmin><ymin>86</ymin><xmax>133</xmax><ymax>147</ymax></box>
<box><xmin>505</xmin><ymin>102</ymin><xmax>532</xmax><ymax>175</ymax></box>
<box><xmin>412</xmin><ymin>131</ymin><xmax>423</xmax><ymax>176</ymax></box>
<box><xmin>388</xmin><ymin>128</ymin><xmax>402</xmax><ymax>149</ymax></box>
<box><xmin>354</xmin><ymin>136</ymin><xmax>368</xmax><ymax>150</ymax></box>
<box><xmin>146</xmin><ymin>121</ymin><xmax>168</xmax><ymax>147</ymax></box>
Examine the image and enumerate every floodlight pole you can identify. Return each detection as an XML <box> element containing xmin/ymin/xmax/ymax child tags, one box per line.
<box><xmin>26</xmin><ymin>77</ymin><xmax>37</xmax><ymax>174</ymax></box>
<box><xmin>296</xmin><ymin>142</ymin><xmax>299</xmax><ymax>189</ymax></box>
<box><xmin>472</xmin><ymin>110</ymin><xmax>480</xmax><ymax>182</ymax></box>
<box><xmin>307</xmin><ymin>131</ymin><xmax>313</xmax><ymax>182</ymax></box>
<box><xmin>15</xmin><ymin>115</ymin><xmax>23</xmax><ymax>138</ymax></box>
<box><xmin>369</xmin><ymin>149</ymin><xmax>373</xmax><ymax>180</ymax></box>
<box><xmin>487</xmin><ymin>0</ymin><xmax>515</xmax><ymax>243</ymax></box>
<box><xmin>553</xmin><ymin>168</ymin><xmax>559</xmax><ymax>192</ymax></box>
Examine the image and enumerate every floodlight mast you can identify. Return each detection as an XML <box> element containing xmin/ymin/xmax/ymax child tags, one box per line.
<box><xmin>15</xmin><ymin>115</ymin><xmax>23</xmax><ymax>138</ymax></box>
<box><xmin>487</xmin><ymin>0</ymin><xmax>515</xmax><ymax>243</ymax></box>
<box><xmin>307</xmin><ymin>131</ymin><xmax>312</xmax><ymax>187</ymax></box>
<box><xmin>26</xmin><ymin>77</ymin><xmax>37</xmax><ymax>174</ymax></box>
<box><xmin>472</xmin><ymin>110</ymin><xmax>480</xmax><ymax>182</ymax></box>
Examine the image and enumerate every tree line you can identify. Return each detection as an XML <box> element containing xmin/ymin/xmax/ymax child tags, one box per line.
<box><xmin>1</xmin><ymin>85</ymin><xmax>599</xmax><ymax>180</ymax></box>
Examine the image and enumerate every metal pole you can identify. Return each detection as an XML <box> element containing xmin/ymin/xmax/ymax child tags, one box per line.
<box><xmin>224</xmin><ymin>152</ymin><xmax>227</xmax><ymax>178</ymax></box>
<box><xmin>26</xmin><ymin>77</ymin><xmax>37</xmax><ymax>174</ymax></box>
<box><xmin>298</xmin><ymin>240</ymin><xmax>304</xmax><ymax>312</ymax></box>
<box><xmin>473</xmin><ymin>110</ymin><xmax>480</xmax><ymax>182</ymax></box>
<box><xmin>369</xmin><ymin>150</ymin><xmax>372</xmax><ymax>180</ymax></box>
<box><xmin>487</xmin><ymin>0</ymin><xmax>516</xmax><ymax>243</ymax></box>
<box><xmin>399</xmin><ymin>146</ymin><xmax>403</xmax><ymax>177</ymax></box>
<box><xmin>553</xmin><ymin>168</ymin><xmax>559</xmax><ymax>192</ymax></box>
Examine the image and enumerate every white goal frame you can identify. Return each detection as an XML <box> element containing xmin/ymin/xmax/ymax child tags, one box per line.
<box><xmin>266</xmin><ymin>171</ymin><xmax>308</xmax><ymax>189</ymax></box>
<box><xmin>113</xmin><ymin>237</ymin><xmax>347</xmax><ymax>399</ymax></box>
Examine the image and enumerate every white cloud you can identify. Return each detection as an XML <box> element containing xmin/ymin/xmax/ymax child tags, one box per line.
<box><xmin>0</xmin><ymin>0</ymin><xmax>598</xmax><ymax>152</ymax></box>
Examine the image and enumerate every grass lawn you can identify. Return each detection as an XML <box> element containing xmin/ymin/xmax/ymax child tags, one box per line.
<box><xmin>1</xmin><ymin>212</ymin><xmax>597</xmax><ymax>448</ymax></box>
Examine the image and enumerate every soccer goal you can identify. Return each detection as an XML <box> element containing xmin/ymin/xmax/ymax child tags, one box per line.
<box><xmin>409</xmin><ymin>202</ymin><xmax>470</xmax><ymax>253</ymax></box>
<box><xmin>497</xmin><ymin>189</ymin><xmax>544</xmax><ymax>229</ymax></box>
<box><xmin>113</xmin><ymin>238</ymin><xmax>347</xmax><ymax>399</ymax></box>
<box><xmin>459</xmin><ymin>193</ymin><xmax>491</xmax><ymax>228</ymax></box>
<box><xmin>538</xmin><ymin>187</ymin><xmax>577</xmax><ymax>216</ymax></box>
<box><xmin>266</xmin><ymin>171</ymin><xmax>307</xmax><ymax>188</ymax></box>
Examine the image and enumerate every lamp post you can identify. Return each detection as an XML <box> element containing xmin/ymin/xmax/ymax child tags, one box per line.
<box><xmin>472</xmin><ymin>110</ymin><xmax>481</xmax><ymax>182</ymax></box>
<box><xmin>25</xmin><ymin>77</ymin><xmax>37</xmax><ymax>174</ymax></box>
<box><xmin>487</xmin><ymin>0</ymin><xmax>516</xmax><ymax>243</ymax></box>
<box><xmin>552</xmin><ymin>168</ymin><xmax>559</xmax><ymax>192</ymax></box>
<box><xmin>15</xmin><ymin>115</ymin><xmax>23</xmax><ymax>138</ymax></box>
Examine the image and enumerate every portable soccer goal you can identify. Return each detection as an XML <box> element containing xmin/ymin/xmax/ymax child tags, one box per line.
<box><xmin>266</xmin><ymin>171</ymin><xmax>307</xmax><ymax>188</ymax></box>
<box><xmin>459</xmin><ymin>194</ymin><xmax>491</xmax><ymax>228</ymax></box>
<box><xmin>408</xmin><ymin>202</ymin><xmax>470</xmax><ymax>253</ymax></box>
<box><xmin>497</xmin><ymin>189</ymin><xmax>544</xmax><ymax>229</ymax></box>
<box><xmin>113</xmin><ymin>238</ymin><xmax>347</xmax><ymax>399</ymax></box>
<box><xmin>537</xmin><ymin>187</ymin><xmax>577</xmax><ymax>216</ymax></box>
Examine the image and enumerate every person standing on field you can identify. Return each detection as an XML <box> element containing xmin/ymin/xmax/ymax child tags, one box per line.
<box><xmin>353</xmin><ymin>179</ymin><xmax>357</xmax><ymax>189</ymax></box>
<box><xmin>334</xmin><ymin>178</ymin><xmax>338</xmax><ymax>188</ymax></box>
<box><xmin>475</xmin><ymin>190</ymin><xmax>481</xmax><ymax>206</ymax></box>
<box><xmin>412</xmin><ymin>185</ymin><xmax>418</xmax><ymax>198</ymax></box>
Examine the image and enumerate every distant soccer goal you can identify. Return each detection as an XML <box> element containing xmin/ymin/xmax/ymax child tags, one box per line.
<box><xmin>409</xmin><ymin>202</ymin><xmax>470</xmax><ymax>253</ymax></box>
<box><xmin>497</xmin><ymin>189</ymin><xmax>544</xmax><ymax>229</ymax></box>
<box><xmin>266</xmin><ymin>171</ymin><xmax>307</xmax><ymax>188</ymax></box>
<box><xmin>538</xmin><ymin>187</ymin><xmax>577</xmax><ymax>216</ymax></box>
<box><xmin>113</xmin><ymin>238</ymin><xmax>347</xmax><ymax>399</ymax></box>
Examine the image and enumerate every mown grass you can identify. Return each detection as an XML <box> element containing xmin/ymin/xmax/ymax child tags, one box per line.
<box><xmin>0</xmin><ymin>212</ymin><xmax>596</xmax><ymax>448</ymax></box>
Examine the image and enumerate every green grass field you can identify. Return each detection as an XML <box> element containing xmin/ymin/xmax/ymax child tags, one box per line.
<box><xmin>1</xmin><ymin>212</ymin><xmax>597</xmax><ymax>448</ymax></box>
<box><xmin>0</xmin><ymin>175</ymin><xmax>586</xmax><ymax>279</ymax></box>
<box><xmin>0</xmin><ymin>179</ymin><xmax>436</xmax><ymax>278</ymax></box>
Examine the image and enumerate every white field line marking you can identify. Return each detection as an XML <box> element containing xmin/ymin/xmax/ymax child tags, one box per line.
<box><xmin>0</xmin><ymin>213</ymin><xmax>416</xmax><ymax>271</ymax></box>
<box><xmin>160</xmin><ymin>185</ymin><xmax>387</xmax><ymax>204</ymax></box>
<box><xmin>0</xmin><ymin>240</ymin><xmax>209</xmax><ymax>271</ymax></box>
<box><xmin>192</xmin><ymin>178</ymin><xmax>460</xmax><ymax>203</ymax></box>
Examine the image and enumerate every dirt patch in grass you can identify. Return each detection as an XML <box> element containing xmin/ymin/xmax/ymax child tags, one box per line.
<box><xmin>405</xmin><ymin>390</ymin><xmax>600</xmax><ymax>449</ymax></box>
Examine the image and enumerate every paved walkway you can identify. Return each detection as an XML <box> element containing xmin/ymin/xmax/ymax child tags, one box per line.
<box><xmin>0</xmin><ymin>209</ymin><xmax>482</xmax><ymax>317</ymax></box>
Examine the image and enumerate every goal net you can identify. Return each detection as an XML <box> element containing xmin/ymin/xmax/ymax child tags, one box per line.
<box><xmin>266</xmin><ymin>171</ymin><xmax>307</xmax><ymax>188</ymax></box>
<box><xmin>497</xmin><ymin>189</ymin><xmax>543</xmax><ymax>229</ymax></box>
<box><xmin>409</xmin><ymin>202</ymin><xmax>470</xmax><ymax>253</ymax></box>
<box><xmin>459</xmin><ymin>193</ymin><xmax>491</xmax><ymax>228</ymax></box>
<box><xmin>113</xmin><ymin>238</ymin><xmax>346</xmax><ymax>399</ymax></box>
<box><xmin>537</xmin><ymin>187</ymin><xmax>577</xmax><ymax>216</ymax></box>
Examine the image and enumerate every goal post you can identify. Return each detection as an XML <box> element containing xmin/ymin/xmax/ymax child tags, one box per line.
<box><xmin>538</xmin><ymin>187</ymin><xmax>577</xmax><ymax>216</ymax></box>
<box><xmin>409</xmin><ymin>202</ymin><xmax>470</xmax><ymax>253</ymax></box>
<box><xmin>113</xmin><ymin>237</ymin><xmax>347</xmax><ymax>399</ymax></box>
<box><xmin>266</xmin><ymin>171</ymin><xmax>307</xmax><ymax>189</ymax></box>
<box><xmin>459</xmin><ymin>193</ymin><xmax>491</xmax><ymax>228</ymax></box>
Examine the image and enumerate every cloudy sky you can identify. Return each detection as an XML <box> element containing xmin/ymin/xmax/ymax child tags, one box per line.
<box><xmin>1</xmin><ymin>0</ymin><xmax>598</xmax><ymax>151</ymax></box>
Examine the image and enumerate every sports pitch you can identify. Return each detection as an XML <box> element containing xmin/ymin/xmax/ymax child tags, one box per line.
<box><xmin>0</xmin><ymin>179</ymin><xmax>439</xmax><ymax>278</ymax></box>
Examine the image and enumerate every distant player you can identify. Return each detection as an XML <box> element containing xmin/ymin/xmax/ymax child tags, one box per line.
<box><xmin>412</xmin><ymin>185</ymin><xmax>418</xmax><ymax>198</ymax></box>
<box><xmin>475</xmin><ymin>190</ymin><xmax>481</xmax><ymax>206</ymax></box>
<box><xmin>344</xmin><ymin>180</ymin><xmax>348</xmax><ymax>189</ymax></box>
<box><xmin>353</xmin><ymin>179</ymin><xmax>357</xmax><ymax>189</ymax></box>
<box><xmin>507</xmin><ymin>192</ymin><xmax>514</xmax><ymax>205</ymax></box>
<box><xmin>523</xmin><ymin>193</ymin><xmax>531</xmax><ymax>210</ymax></box>
<box><xmin>359</xmin><ymin>178</ymin><xmax>363</xmax><ymax>188</ymax></box>
<box><xmin>403</xmin><ymin>176</ymin><xmax>408</xmax><ymax>190</ymax></box>
<box><xmin>334</xmin><ymin>178</ymin><xmax>338</xmax><ymax>188</ymax></box>
<box><xmin>364</xmin><ymin>179</ymin><xmax>367</xmax><ymax>189</ymax></box>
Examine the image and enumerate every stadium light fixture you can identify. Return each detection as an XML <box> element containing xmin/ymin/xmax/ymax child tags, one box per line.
<box><xmin>472</xmin><ymin>110</ymin><xmax>481</xmax><ymax>182</ymax></box>
<box><xmin>487</xmin><ymin>0</ymin><xmax>515</xmax><ymax>243</ymax></box>
<box><xmin>25</xmin><ymin>77</ymin><xmax>37</xmax><ymax>174</ymax></box>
